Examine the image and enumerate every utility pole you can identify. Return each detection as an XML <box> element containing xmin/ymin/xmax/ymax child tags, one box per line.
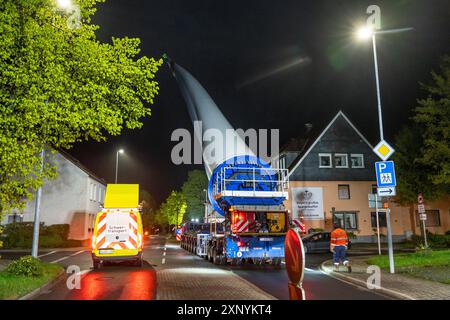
<box><xmin>385</xmin><ymin>206</ymin><xmax>395</xmax><ymax>274</ymax></box>
<box><xmin>31</xmin><ymin>148</ymin><xmax>45</xmax><ymax>258</ymax></box>
<box><xmin>375</xmin><ymin>194</ymin><xmax>381</xmax><ymax>255</ymax></box>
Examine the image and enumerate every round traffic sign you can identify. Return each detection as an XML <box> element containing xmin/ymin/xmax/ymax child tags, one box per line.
<box><xmin>418</xmin><ymin>193</ymin><xmax>424</xmax><ymax>205</ymax></box>
<box><xmin>284</xmin><ymin>228</ymin><xmax>305</xmax><ymax>285</ymax></box>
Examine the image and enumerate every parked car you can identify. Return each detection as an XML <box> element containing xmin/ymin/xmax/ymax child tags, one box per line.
<box><xmin>302</xmin><ymin>232</ymin><xmax>351</xmax><ymax>253</ymax></box>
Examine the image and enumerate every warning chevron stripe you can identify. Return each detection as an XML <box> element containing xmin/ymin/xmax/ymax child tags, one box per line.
<box><xmin>94</xmin><ymin>210</ymin><xmax>140</xmax><ymax>251</ymax></box>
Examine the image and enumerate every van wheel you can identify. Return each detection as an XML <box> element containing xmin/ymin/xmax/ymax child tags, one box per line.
<box><xmin>135</xmin><ymin>258</ymin><xmax>143</xmax><ymax>267</ymax></box>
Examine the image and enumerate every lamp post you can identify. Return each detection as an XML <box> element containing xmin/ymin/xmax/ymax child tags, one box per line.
<box><xmin>31</xmin><ymin>1</ymin><xmax>75</xmax><ymax>258</ymax></box>
<box><xmin>115</xmin><ymin>149</ymin><xmax>124</xmax><ymax>183</ymax></box>
<box><xmin>356</xmin><ymin>24</ymin><xmax>412</xmax><ymax>275</ymax></box>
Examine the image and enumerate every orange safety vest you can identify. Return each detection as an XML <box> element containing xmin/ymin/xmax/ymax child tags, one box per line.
<box><xmin>331</xmin><ymin>228</ymin><xmax>349</xmax><ymax>247</ymax></box>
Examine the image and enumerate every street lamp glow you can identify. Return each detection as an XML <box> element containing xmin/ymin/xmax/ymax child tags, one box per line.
<box><xmin>115</xmin><ymin>149</ymin><xmax>124</xmax><ymax>183</ymax></box>
<box><xmin>356</xmin><ymin>26</ymin><xmax>374</xmax><ymax>40</ymax></box>
<box><xmin>56</xmin><ymin>0</ymin><xmax>72</xmax><ymax>10</ymax></box>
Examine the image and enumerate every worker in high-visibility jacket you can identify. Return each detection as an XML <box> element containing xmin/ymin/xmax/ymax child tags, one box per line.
<box><xmin>330</xmin><ymin>223</ymin><xmax>350</xmax><ymax>272</ymax></box>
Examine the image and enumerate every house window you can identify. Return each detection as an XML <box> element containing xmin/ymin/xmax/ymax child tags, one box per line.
<box><xmin>7</xmin><ymin>214</ymin><xmax>23</xmax><ymax>224</ymax></box>
<box><xmin>415</xmin><ymin>210</ymin><xmax>441</xmax><ymax>227</ymax></box>
<box><xmin>333</xmin><ymin>212</ymin><xmax>358</xmax><ymax>230</ymax></box>
<box><xmin>371</xmin><ymin>184</ymin><xmax>378</xmax><ymax>195</ymax></box>
<box><xmin>90</xmin><ymin>183</ymin><xmax>95</xmax><ymax>201</ymax></box>
<box><xmin>371</xmin><ymin>212</ymin><xmax>387</xmax><ymax>228</ymax></box>
<box><xmin>338</xmin><ymin>184</ymin><xmax>350</xmax><ymax>200</ymax></box>
<box><xmin>319</xmin><ymin>153</ymin><xmax>332</xmax><ymax>168</ymax></box>
<box><xmin>351</xmin><ymin>154</ymin><xmax>364</xmax><ymax>168</ymax></box>
<box><xmin>334</xmin><ymin>154</ymin><xmax>348</xmax><ymax>168</ymax></box>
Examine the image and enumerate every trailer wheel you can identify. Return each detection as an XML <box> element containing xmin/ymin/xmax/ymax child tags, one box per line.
<box><xmin>208</xmin><ymin>247</ymin><xmax>214</xmax><ymax>262</ymax></box>
<box><xmin>212</xmin><ymin>248</ymin><xmax>220</xmax><ymax>265</ymax></box>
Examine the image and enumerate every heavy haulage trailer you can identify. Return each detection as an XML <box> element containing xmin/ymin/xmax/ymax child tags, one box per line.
<box><xmin>165</xmin><ymin>56</ymin><xmax>290</xmax><ymax>266</ymax></box>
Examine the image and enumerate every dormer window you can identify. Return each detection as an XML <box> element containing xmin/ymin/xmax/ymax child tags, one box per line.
<box><xmin>319</xmin><ymin>153</ymin><xmax>332</xmax><ymax>168</ymax></box>
<box><xmin>334</xmin><ymin>154</ymin><xmax>348</xmax><ymax>168</ymax></box>
<box><xmin>351</xmin><ymin>154</ymin><xmax>364</xmax><ymax>168</ymax></box>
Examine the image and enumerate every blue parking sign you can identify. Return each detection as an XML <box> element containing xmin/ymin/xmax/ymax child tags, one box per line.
<box><xmin>375</xmin><ymin>161</ymin><xmax>397</xmax><ymax>187</ymax></box>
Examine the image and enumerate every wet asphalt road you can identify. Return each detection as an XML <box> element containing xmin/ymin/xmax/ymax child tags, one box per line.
<box><xmin>0</xmin><ymin>236</ymin><xmax>389</xmax><ymax>300</ymax></box>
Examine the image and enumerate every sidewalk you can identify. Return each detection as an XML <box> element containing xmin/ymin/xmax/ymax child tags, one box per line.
<box><xmin>157</xmin><ymin>267</ymin><xmax>276</xmax><ymax>300</ymax></box>
<box><xmin>321</xmin><ymin>256</ymin><xmax>450</xmax><ymax>300</ymax></box>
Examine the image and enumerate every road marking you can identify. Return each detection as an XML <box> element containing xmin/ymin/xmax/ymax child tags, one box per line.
<box><xmin>163</xmin><ymin>252</ymin><xmax>166</xmax><ymax>256</ymax></box>
<box><xmin>319</xmin><ymin>261</ymin><xmax>415</xmax><ymax>300</ymax></box>
<box><xmin>162</xmin><ymin>258</ymin><xmax>166</xmax><ymax>264</ymax></box>
<box><xmin>281</xmin><ymin>261</ymin><xmax>314</xmax><ymax>272</ymax></box>
<box><xmin>38</xmin><ymin>250</ymin><xmax>57</xmax><ymax>258</ymax></box>
<box><xmin>50</xmin><ymin>250</ymin><xmax>85</xmax><ymax>264</ymax></box>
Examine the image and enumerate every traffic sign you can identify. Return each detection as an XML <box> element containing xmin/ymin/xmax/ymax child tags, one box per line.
<box><xmin>419</xmin><ymin>213</ymin><xmax>427</xmax><ymax>221</ymax></box>
<box><xmin>375</xmin><ymin>161</ymin><xmax>397</xmax><ymax>187</ymax></box>
<box><xmin>284</xmin><ymin>229</ymin><xmax>305</xmax><ymax>285</ymax></box>
<box><xmin>377</xmin><ymin>187</ymin><xmax>396</xmax><ymax>197</ymax></box>
<box><xmin>418</xmin><ymin>204</ymin><xmax>425</xmax><ymax>214</ymax></box>
<box><xmin>418</xmin><ymin>193</ymin><xmax>424</xmax><ymax>205</ymax></box>
<box><xmin>373</xmin><ymin>140</ymin><xmax>395</xmax><ymax>161</ymax></box>
<box><xmin>284</xmin><ymin>229</ymin><xmax>306</xmax><ymax>300</ymax></box>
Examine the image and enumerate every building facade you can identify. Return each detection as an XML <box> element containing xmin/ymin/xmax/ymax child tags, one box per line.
<box><xmin>281</xmin><ymin>111</ymin><xmax>449</xmax><ymax>242</ymax></box>
<box><xmin>2</xmin><ymin>151</ymin><xmax>106</xmax><ymax>240</ymax></box>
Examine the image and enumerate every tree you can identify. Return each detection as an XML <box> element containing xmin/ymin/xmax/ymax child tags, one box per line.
<box><xmin>159</xmin><ymin>191</ymin><xmax>187</xmax><ymax>229</ymax></box>
<box><xmin>413</xmin><ymin>55</ymin><xmax>450</xmax><ymax>187</ymax></box>
<box><xmin>180</xmin><ymin>170</ymin><xmax>208</xmax><ymax>222</ymax></box>
<box><xmin>0</xmin><ymin>0</ymin><xmax>162</xmax><ymax>214</ymax></box>
<box><xmin>394</xmin><ymin>55</ymin><xmax>450</xmax><ymax>205</ymax></box>
<box><xmin>139</xmin><ymin>190</ymin><xmax>156</xmax><ymax>231</ymax></box>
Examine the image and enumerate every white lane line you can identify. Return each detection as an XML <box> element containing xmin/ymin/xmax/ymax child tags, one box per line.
<box><xmin>50</xmin><ymin>250</ymin><xmax>85</xmax><ymax>264</ymax></box>
<box><xmin>163</xmin><ymin>252</ymin><xmax>166</xmax><ymax>256</ymax></box>
<box><xmin>38</xmin><ymin>250</ymin><xmax>57</xmax><ymax>258</ymax></box>
<box><xmin>162</xmin><ymin>258</ymin><xmax>166</xmax><ymax>264</ymax></box>
<box><xmin>281</xmin><ymin>261</ymin><xmax>314</xmax><ymax>272</ymax></box>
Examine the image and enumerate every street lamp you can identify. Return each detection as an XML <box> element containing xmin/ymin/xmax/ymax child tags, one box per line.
<box><xmin>356</xmin><ymin>24</ymin><xmax>412</xmax><ymax>274</ymax></box>
<box><xmin>115</xmin><ymin>149</ymin><xmax>124</xmax><ymax>184</ymax></box>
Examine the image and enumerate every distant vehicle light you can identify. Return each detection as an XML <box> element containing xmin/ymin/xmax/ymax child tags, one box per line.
<box><xmin>144</xmin><ymin>231</ymin><xmax>149</xmax><ymax>236</ymax></box>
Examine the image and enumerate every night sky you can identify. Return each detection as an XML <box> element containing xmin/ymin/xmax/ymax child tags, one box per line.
<box><xmin>68</xmin><ymin>0</ymin><xmax>450</xmax><ymax>204</ymax></box>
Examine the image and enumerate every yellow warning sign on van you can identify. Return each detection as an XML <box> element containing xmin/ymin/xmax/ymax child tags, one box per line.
<box><xmin>104</xmin><ymin>184</ymin><xmax>139</xmax><ymax>208</ymax></box>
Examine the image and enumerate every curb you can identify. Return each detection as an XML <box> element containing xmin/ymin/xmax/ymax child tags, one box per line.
<box><xmin>319</xmin><ymin>260</ymin><xmax>415</xmax><ymax>300</ymax></box>
<box><xmin>18</xmin><ymin>270</ymin><xmax>67</xmax><ymax>300</ymax></box>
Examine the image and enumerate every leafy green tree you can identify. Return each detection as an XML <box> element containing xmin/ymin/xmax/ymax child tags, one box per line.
<box><xmin>413</xmin><ymin>55</ymin><xmax>450</xmax><ymax>186</ymax></box>
<box><xmin>394</xmin><ymin>55</ymin><xmax>450</xmax><ymax>205</ymax></box>
<box><xmin>180</xmin><ymin>170</ymin><xmax>208</xmax><ymax>222</ymax></box>
<box><xmin>159</xmin><ymin>191</ymin><xmax>187</xmax><ymax>228</ymax></box>
<box><xmin>0</xmin><ymin>0</ymin><xmax>162</xmax><ymax>214</ymax></box>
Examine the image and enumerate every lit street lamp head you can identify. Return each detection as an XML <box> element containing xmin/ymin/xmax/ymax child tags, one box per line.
<box><xmin>118</xmin><ymin>149</ymin><xmax>124</xmax><ymax>154</ymax></box>
<box><xmin>356</xmin><ymin>26</ymin><xmax>374</xmax><ymax>40</ymax></box>
<box><xmin>56</xmin><ymin>0</ymin><xmax>72</xmax><ymax>10</ymax></box>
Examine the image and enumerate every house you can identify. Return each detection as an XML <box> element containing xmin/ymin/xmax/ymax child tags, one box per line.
<box><xmin>280</xmin><ymin>111</ymin><xmax>449</xmax><ymax>242</ymax></box>
<box><xmin>2</xmin><ymin>150</ymin><xmax>106</xmax><ymax>241</ymax></box>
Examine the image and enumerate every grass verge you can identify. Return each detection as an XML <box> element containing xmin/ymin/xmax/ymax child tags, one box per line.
<box><xmin>367</xmin><ymin>250</ymin><xmax>450</xmax><ymax>284</ymax></box>
<box><xmin>0</xmin><ymin>262</ymin><xmax>63</xmax><ymax>300</ymax></box>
